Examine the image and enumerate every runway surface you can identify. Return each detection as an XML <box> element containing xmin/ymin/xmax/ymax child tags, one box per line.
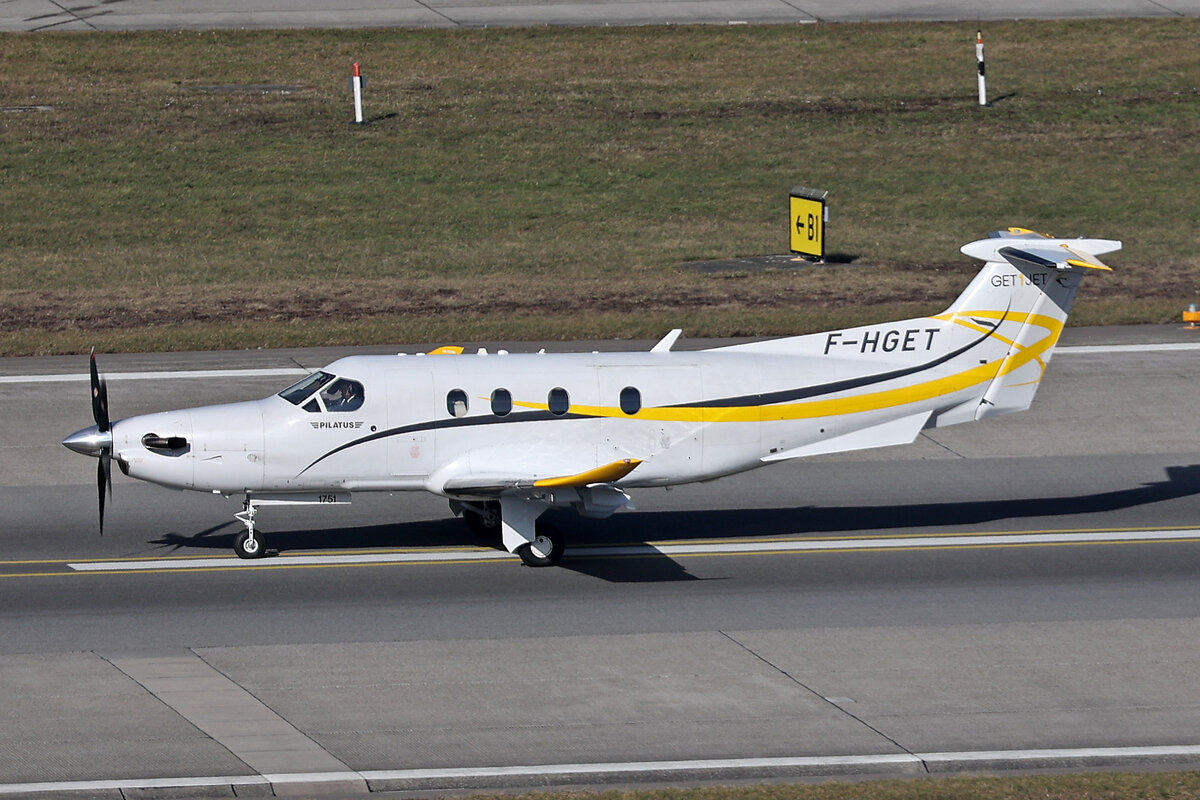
<box><xmin>1</xmin><ymin>327</ymin><xmax>1200</xmax><ymax>795</ymax></box>
<box><xmin>3</xmin><ymin>0</ymin><xmax>1198</xmax><ymax>31</ymax></box>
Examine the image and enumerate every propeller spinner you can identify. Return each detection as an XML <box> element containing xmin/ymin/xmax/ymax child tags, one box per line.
<box><xmin>61</xmin><ymin>349</ymin><xmax>114</xmax><ymax>534</ymax></box>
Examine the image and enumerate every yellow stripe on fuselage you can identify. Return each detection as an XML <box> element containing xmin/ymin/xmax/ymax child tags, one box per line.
<box><xmin>510</xmin><ymin>311</ymin><xmax>1064</xmax><ymax>425</ymax></box>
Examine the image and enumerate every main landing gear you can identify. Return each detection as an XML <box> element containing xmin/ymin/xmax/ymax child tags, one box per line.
<box><xmin>513</xmin><ymin>523</ymin><xmax>565</xmax><ymax>567</ymax></box>
<box><xmin>451</xmin><ymin>497</ymin><xmax>565</xmax><ymax>567</ymax></box>
<box><xmin>459</xmin><ymin>500</ymin><xmax>502</xmax><ymax>538</ymax></box>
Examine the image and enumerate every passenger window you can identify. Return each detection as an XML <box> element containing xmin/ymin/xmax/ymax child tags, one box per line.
<box><xmin>321</xmin><ymin>379</ymin><xmax>365</xmax><ymax>412</ymax></box>
<box><xmin>491</xmin><ymin>388</ymin><xmax>512</xmax><ymax>417</ymax></box>
<box><xmin>548</xmin><ymin>387</ymin><xmax>570</xmax><ymax>416</ymax></box>
<box><xmin>619</xmin><ymin>386</ymin><xmax>641</xmax><ymax>415</ymax></box>
<box><xmin>447</xmin><ymin>389</ymin><xmax>469</xmax><ymax>417</ymax></box>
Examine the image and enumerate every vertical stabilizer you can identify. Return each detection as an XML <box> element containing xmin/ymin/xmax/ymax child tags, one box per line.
<box><xmin>946</xmin><ymin>230</ymin><xmax>1118</xmax><ymax>420</ymax></box>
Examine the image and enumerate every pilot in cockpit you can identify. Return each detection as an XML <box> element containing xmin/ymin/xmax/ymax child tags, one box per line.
<box><xmin>326</xmin><ymin>379</ymin><xmax>364</xmax><ymax>411</ymax></box>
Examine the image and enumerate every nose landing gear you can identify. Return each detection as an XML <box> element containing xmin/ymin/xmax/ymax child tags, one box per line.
<box><xmin>233</xmin><ymin>500</ymin><xmax>270</xmax><ymax>559</ymax></box>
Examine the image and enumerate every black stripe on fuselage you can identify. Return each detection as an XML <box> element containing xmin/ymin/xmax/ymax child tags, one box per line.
<box><xmin>677</xmin><ymin>315</ymin><xmax>1002</xmax><ymax>409</ymax></box>
<box><xmin>299</xmin><ymin>316</ymin><xmax>1003</xmax><ymax>474</ymax></box>
<box><xmin>300</xmin><ymin>410</ymin><xmax>594</xmax><ymax>474</ymax></box>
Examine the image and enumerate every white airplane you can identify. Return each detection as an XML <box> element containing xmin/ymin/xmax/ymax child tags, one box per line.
<box><xmin>63</xmin><ymin>229</ymin><xmax>1117</xmax><ymax>566</ymax></box>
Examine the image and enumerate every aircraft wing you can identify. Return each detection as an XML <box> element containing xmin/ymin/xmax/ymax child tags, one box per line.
<box><xmin>434</xmin><ymin>447</ymin><xmax>642</xmax><ymax>496</ymax></box>
<box><xmin>761</xmin><ymin>410</ymin><xmax>932</xmax><ymax>462</ymax></box>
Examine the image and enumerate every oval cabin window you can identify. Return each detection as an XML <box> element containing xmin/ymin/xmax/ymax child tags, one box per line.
<box><xmin>548</xmin><ymin>387</ymin><xmax>570</xmax><ymax>416</ymax></box>
<box><xmin>491</xmin><ymin>388</ymin><xmax>512</xmax><ymax>417</ymax></box>
<box><xmin>619</xmin><ymin>386</ymin><xmax>641</xmax><ymax>415</ymax></box>
<box><xmin>447</xmin><ymin>389</ymin><xmax>469</xmax><ymax>418</ymax></box>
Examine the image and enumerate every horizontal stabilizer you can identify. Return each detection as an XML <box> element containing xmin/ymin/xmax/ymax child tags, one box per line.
<box><xmin>761</xmin><ymin>410</ymin><xmax>931</xmax><ymax>462</ymax></box>
<box><xmin>962</xmin><ymin>236</ymin><xmax>1121</xmax><ymax>266</ymax></box>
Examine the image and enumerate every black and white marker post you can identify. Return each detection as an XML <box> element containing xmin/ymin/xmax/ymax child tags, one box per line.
<box><xmin>976</xmin><ymin>30</ymin><xmax>987</xmax><ymax>106</ymax></box>
<box><xmin>350</xmin><ymin>62</ymin><xmax>365</xmax><ymax>124</ymax></box>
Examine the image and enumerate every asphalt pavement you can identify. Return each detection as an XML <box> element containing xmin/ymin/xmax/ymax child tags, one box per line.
<box><xmin>2</xmin><ymin>0</ymin><xmax>1197</xmax><ymax>31</ymax></box>
<box><xmin>2</xmin><ymin>328</ymin><xmax>1200</xmax><ymax>797</ymax></box>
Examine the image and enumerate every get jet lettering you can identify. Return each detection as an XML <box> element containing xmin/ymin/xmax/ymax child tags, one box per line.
<box><xmin>824</xmin><ymin>328</ymin><xmax>940</xmax><ymax>355</ymax></box>
<box><xmin>991</xmin><ymin>272</ymin><xmax>1048</xmax><ymax>288</ymax></box>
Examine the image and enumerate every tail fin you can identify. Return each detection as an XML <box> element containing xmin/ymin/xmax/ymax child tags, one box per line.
<box><xmin>940</xmin><ymin>228</ymin><xmax>1119</xmax><ymax>420</ymax></box>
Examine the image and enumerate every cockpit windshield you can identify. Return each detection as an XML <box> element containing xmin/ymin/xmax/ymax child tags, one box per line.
<box><xmin>278</xmin><ymin>371</ymin><xmax>365</xmax><ymax>412</ymax></box>
<box><xmin>278</xmin><ymin>371</ymin><xmax>335</xmax><ymax>405</ymax></box>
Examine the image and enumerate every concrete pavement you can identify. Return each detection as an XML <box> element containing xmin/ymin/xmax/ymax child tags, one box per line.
<box><xmin>4</xmin><ymin>622</ymin><xmax>1200</xmax><ymax>796</ymax></box>
<box><xmin>2</xmin><ymin>0</ymin><xmax>1197</xmax><ymax>32</ymax></box>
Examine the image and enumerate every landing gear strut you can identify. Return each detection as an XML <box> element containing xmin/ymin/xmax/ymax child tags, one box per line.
<box><xmin>233</xmin><ymin>500</ymin><xmax>270</xmax><ymax>559</ymax></box>
<box><xmin>452</xmin><ymin>500</ymin><xmax>502</xmax><ymax>539</ymax></box>
<box><xmin>452</xmin><ymin>495</ymin><xmax>566</xmax><ymax>566</ymax></box>
<box><xmin>500</xmin><ymin>495</ymin><xmax>564</xmax><ymax>567</ymax></box>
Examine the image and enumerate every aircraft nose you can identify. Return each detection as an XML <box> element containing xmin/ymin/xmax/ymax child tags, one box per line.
<box><xmin>62</xmin><ymin>425</ymin><xmax>113</xmax><ymax>457</ymax></box>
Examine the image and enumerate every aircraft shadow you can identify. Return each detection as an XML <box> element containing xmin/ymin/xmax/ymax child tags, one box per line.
<box><xmin>150</xmin><ymin>517</ymin><xmax>472</xmax><ymax>554</ymax></box>
<box><xmin>148</xmin><ymin>464</ymin><xmax>1200</xmax><ymax>582</ymax></box>
<box><xmin>573</xmin><ymin>463</ymin><xmax>1200</xmax><ymax>544</ymax></box>
<box><xmin>149</xmin><ymin>517</ymin><xmax>701</xmax><ymax>582</ymax></box>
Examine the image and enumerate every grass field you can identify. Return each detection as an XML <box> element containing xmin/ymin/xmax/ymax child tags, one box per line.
<box><xmin>462</xmin><ymin>773</ymin><xmax>1200</xmax><ymax>800</ymax></box>
<box><xmin>466</xmin><ymin>773</ymin><xmax>1200</xmax><ymax>800</ymax></box>
<box><xmin>1</xmin><ymin>19</ymin><xmax>1198</xmax><ymax>355</ymax></box>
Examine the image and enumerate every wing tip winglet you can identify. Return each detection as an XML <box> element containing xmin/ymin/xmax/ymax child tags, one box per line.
<box><xmin>534</xmin><ymin>458</ymin><xmax>643</xmax><ymax>488</ymax></box>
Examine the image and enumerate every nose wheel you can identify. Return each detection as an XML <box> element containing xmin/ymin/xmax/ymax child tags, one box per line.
<box><xmin>234</xmin><ymin>529</ymin><xmax>268</xmax><ymax>559</ymax></box>
<box><xmin>233</xmin><ymin>501</ymin><xmax>270</xmax><ymax>559</ymax></box>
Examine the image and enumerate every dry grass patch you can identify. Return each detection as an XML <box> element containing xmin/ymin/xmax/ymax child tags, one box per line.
<box><xmin>1</xmin><ymin>19</ymin><xmax>1197</xmax><ymax>354</ymax></box>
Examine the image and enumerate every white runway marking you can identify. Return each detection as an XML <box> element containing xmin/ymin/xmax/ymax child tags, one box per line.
<box><xmin>1057</xmin><ymin>342</ymin><xmax>1200</xmax><ymax>355</ymax></box>
<box><xmin>3</xmin><ymin>745</ymin><xmax>1200</xmax><ymax>796</ymax></box>
<box><xmin>67</xmin><ymin>527</ymin><xmax>1200</xmax><ymax>572</ymax></box>
<box><xmin>0</xmin><ymin>367</ymin><xmax>309</xmax><ymax>384</ymax></box>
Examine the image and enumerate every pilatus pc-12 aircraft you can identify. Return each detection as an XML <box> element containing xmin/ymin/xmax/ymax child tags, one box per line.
<box><xmin>63</xmin><ymin>229</ymin><xmax>1117</xmax><ymax>566</ymax></box>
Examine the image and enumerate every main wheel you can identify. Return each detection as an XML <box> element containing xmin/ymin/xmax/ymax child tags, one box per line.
<box><xmin>515</xmin><ymin>524</ymin><xmax>564</xmax><ymax>567</ymax></box>
<box><xmin>234</xmin><ymin>529</ymin><xmax>268</xmax><ymax>559</ymax></box>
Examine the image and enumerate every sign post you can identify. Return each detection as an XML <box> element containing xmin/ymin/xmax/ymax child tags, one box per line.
<box><xmin>789</xmin><ymin>186</ymin><xmax>827</xmax><ymax>261</ymax></box>
<box><xmin>976</xmin><ymin>30</ymin><xmax>987</xmax><ymax>107</ymax></box>
<box><xmin>350</xmin><ymin>62</ymin><xmax>365</xmax><ymax>124</ymax></box>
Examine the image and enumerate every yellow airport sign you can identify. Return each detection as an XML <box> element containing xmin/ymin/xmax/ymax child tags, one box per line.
<box><xmin>790</xmin><ymin>187</ymin><xmax>827</xmax><ymax>259</ymax></box>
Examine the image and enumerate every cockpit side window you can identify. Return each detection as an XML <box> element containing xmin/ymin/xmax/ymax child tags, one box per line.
<box><xmin>321</xmin><ymin>378</ymin><xmax>365</xmax><ymax>412</ymax></box>
<box><xmin>279</xmin><ymin>371</ymin><xmax>335</xmax><ymax>406</ymax></box>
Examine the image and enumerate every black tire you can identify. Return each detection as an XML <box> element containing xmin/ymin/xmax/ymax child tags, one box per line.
<box><xmin>463</xmin><ymin>501</ymin><xmax>502</xmax><ymax>538</ymax></box>
<box><xmin>515</xmin><ymin>523</ymin><xmax>564</xmax><ymax>567</ymax></box>
<box><xmin>234</xmin><ymin>529</ymin><xmax>268</xmax><ymax>559</ymax></box>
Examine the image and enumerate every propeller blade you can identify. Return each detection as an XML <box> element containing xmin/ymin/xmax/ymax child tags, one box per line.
<box><xmin>97</xmin><ymin>450</ymin><xmax>111</xmax><ymax>535</ymax></box>
<box><xmin>90</xmin><ymin>348</ymin><xmax>110</xmax><ymax>433</ymax></box>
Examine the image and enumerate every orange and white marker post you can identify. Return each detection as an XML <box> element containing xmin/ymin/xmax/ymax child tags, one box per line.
<box><xmin>351</xmin><ymin>62</ymin><xmax>365</xmax><ymax>124</ymax></box>
<box><xmin>976</xmin><ymin>30</ymin><xmax>987</xmax><ymax>106</ymax></box>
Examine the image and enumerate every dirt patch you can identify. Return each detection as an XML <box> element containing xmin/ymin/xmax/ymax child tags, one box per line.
<box><xmin>0</xmin><ymin>272</ymin><xmax>958</xmax><ymax>334</ymax></box>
